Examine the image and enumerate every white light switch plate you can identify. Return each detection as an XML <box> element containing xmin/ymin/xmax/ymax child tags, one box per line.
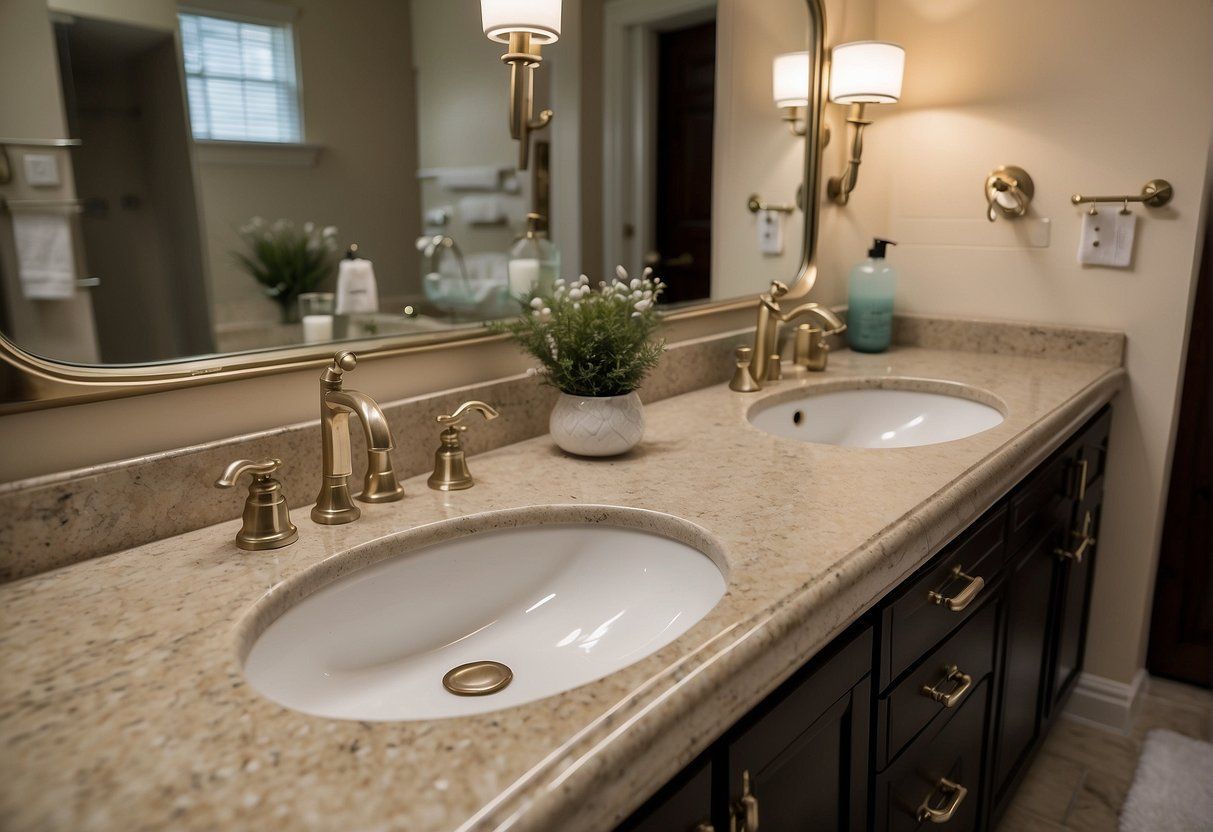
<box><xmin>758</xmin><ymin>209</ymin><xmax>784</xmax><ymax>256</ymax></box>
<box><xmin>22</xmin><ymin>153</ymin><xmax>61</xmax><ymax>187</ymax></box>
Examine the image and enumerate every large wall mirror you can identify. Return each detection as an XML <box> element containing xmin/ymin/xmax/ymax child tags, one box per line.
<box><xmin>0</xmin><ymin>0</ymin><xmax>825</xmax><ymax>408</ymax></box>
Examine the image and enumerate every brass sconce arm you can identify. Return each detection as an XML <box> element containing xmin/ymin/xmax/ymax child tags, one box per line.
<box><xmin>827</xmin><ymin>103</ymin><xmax>871</xmax><ymax>206</ymax></box>
<box><xmin>501</xmin><ymin>32</ymin><xmax>553</xmax><ymax>171</ymax></box>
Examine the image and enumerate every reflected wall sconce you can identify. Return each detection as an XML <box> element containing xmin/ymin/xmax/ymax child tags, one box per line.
<box><xmin>772</xmin><ymin>51</ymin><xmax>811</xmax><ymax>137</ymax></box>
<box><xmin>481</xmin><ymin>0</ymin><xmax>562</xmax><ymax>171</ymax></box>
<box><xmin>826</xmin><ymin>40</ymin><xmax>905</xmax><ymax>205</ymax></box>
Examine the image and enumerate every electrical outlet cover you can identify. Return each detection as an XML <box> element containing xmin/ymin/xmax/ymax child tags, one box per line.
<box><xmin>22</xmin><ymin>153</ymin><xmax>60</xmax><ymax>187</ymax></box>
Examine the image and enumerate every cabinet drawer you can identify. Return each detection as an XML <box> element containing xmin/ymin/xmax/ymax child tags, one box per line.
<box><xmin>878</xmin><ymin>602</ymin><xmax>997</xmax><ymax>769</ymax></box>
<box><xmin>877</xmin><ymin>678</ymin><xmax>989</xmax><ymax>832</ymax></box>
<box><xmin>880</xmin><ymin>506</ymin><xmax>1006</xmax><ymax>690</ymax></box>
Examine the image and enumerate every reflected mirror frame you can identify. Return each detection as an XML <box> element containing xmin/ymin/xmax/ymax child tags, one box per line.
<box><xmin>0</xmin><ymin>0</ymin><xmax>826</xmax><ymax>415</ymax></box>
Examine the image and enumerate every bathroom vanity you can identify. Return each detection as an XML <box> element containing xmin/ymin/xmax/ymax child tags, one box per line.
<box><xmin>619</xmin><ymin>407</ymin><xmax>1110</xmax><ymax>832</ymax></box>
<box><xmin>0</xmin><ymin>337</ymin><xmax>1124</xmax><ymax>832</ymax></box>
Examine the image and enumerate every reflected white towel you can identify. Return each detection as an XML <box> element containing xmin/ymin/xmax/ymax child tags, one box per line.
<box><xmin>13</xmin><ymin>212</ymin><xmax>76</xmax><ymax>299</ymax></box>
<box><xmin>437</xmin><ymin>167</ymin><xmax>499</xmax><ymax>191</ymax></box>
<box><xmin>458</xmin><ymin>195</ymin><xmax>506</xmax><ymax>225</ymax></box>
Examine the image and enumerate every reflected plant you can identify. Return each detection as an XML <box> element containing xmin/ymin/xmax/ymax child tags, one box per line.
<box><xmin>235</xmin><ymin>218</ymin><xmax>339</xmax><ymax>323</ymax></box>
<box><xmin>492</xmin><ymin>266</ymin><xmax>666</xmax><ymax>397</ymax></box>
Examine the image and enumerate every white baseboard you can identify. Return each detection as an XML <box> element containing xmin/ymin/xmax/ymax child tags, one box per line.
<box><xmin>1062</xmin><ymin>669</ymin><xmax>1148</xmax><ymax>733</ymax></box>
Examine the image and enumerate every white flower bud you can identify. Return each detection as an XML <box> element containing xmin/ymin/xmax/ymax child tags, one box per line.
<box><xmin>530</xmin><ymin>297</ymin><xmax>544</xmax><ymax>309</ymax></box>
<box><xmin>615</xmin><ymin>265</ymin><xmax>629</xmax><ymax>281</ymax></box>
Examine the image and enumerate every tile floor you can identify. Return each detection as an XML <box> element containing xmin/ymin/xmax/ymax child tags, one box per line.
<box><xmin>996</xmin><ymin>678</ymin><xmax>1213</xmax><ymax>831</ymax></box>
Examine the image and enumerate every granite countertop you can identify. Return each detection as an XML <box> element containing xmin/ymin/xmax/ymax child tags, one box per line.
<box><xmin>0</xmin><ymin>346</ymin><xmax>1124</xmax><ymax>832</ymax></box>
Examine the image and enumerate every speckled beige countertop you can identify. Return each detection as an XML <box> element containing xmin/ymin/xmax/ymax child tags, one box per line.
<box><xmin>0</xmin><ymin>346</ymin><xmax>1124</xmax><ymax>832</ymax></box>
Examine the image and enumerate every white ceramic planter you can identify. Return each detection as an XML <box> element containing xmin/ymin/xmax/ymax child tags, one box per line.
<box><xmin>549</xmin><ymin>391</ymin><xmax>645</xmax><ymax>457</ymax></box>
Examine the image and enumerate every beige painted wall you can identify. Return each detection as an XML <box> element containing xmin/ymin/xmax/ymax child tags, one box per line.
<box><xmin>810</xmin><ymin>0</ymin><xmax>1212</xmax><ymax>686</ymax></box>
<box><xmin>710</xmin><ymin>0</ymin><xmax>810</xmax><ymax>299</ymax></box>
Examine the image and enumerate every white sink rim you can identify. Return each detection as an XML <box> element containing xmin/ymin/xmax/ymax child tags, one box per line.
<box><xmin>236</xmin><ymin>505</ymin><xmax>729</xmax><ymax>722</ymax></box>
<box><xmin>746</xmin><ymin>377</ymin><xmax>1008</xmax><ymax>449</ymax></box>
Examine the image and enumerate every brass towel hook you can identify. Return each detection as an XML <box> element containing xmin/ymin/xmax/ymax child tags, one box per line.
<box><xmin>985</xmin><ymin>165</ymin><xmax>1035</xmax><ymax>222</ymax></box>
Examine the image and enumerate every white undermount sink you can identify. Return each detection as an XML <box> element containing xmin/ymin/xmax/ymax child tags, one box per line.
<box><xmin>242</xmin><ymin>510</ymin><xmax>726</xmax><ymax>721</ymax></box>
<box><xmin>748</xmin><ymin>383</ymin><xmax>1005</xmax><ymax>448</ymax></box>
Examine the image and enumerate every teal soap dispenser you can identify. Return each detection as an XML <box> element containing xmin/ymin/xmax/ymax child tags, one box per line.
<box><xmin>847</xmin><ymin>238</ymin><xmax>898</xmax><ymax>353</ymax></box>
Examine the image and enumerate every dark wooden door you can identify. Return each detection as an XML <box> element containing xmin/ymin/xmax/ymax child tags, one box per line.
<box><xmin>1148</xmin><ymin>212</ymin><xmax>1212</xmax><ymax>688</ymax></box>
<box><xmin>992</xmin><ymin>522</ymin><xmax>1058</xmax><ymax>808</ymax></box>
<box><xmin>615</xmin><ymin>754</ymin><xmax>712</xmax><ymax>832</ymax></box>
<box><xmin>653</xmin><ymin>21</ymin><xmax>715</xmax><ymax>305</ymax></box>
<box><xmin>724</xmin><ymin>628</ymin><xmax>871</xmax><ymax>832</ymax></box>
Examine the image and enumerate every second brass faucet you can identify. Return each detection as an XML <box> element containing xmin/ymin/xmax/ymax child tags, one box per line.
<box><xmin>313</xmin><ymin>351</ymin><xmax>404</xmax><ymax>525</ymax></box>
<box><xmin>731</xmin><ymin>280</ymin><xmax>848</xmax><ymax>391</ymax></box>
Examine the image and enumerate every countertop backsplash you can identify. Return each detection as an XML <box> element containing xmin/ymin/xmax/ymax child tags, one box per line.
<box><xmin>0</xmin><ymin>314</ymin><xmax>1123</xmax><ymax>583</ymax></box>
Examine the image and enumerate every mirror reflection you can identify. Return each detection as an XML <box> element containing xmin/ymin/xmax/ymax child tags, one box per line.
<box><xmin>0</xmin><ymin>0</ymin><xmax>813</xmax><ymax>367</ymax></box>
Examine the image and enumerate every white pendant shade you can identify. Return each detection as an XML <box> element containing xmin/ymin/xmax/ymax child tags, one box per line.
<box><xmin>829</xmin><ymin>41</ymin><xmax>905</xmax><ymax>104</ymax></box>
<box><xmin>481</xmin><ymin>0</ymin><xmax>562</xmax><ymax>44</ymax></box>
<box><xmin>772</xmin><ymin>51</ymin><xmax>810</xmax><ymax>109</ymax></box>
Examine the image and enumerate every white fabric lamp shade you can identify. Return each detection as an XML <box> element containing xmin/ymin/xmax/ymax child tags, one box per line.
<box><xmin>829</xmin><ymin>41</ymin><xmax>905</xmax><ymax>104</ymax></box>
<box><xmin>481</xmin><ymin>0</ymin><xmax>562</xmax><ymax>44</ymax></box>
<box><xmin>772</xmin><ymin>51</ymin><xmax>810</xmax><ymax>108</ymax></box>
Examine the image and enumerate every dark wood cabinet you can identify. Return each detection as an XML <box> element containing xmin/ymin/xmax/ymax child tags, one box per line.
<box><xmin>723</xmin><ymin>627</ymin><xmax>871</xmax><ymax>832</ymax></box>
<box><xmin>615</xmin><ymin>754</ymin><xmax>713</xmax><ymax>832</ymax></box>
<box><xmin>617</xmin><ymin>407</ymin><xmax>1112</xmax><ymax>832</ymax></box>
<box><xmin>991</xmin><ymin>522</ymin><xmax>1058</xmax><ymax>806</ymax></box>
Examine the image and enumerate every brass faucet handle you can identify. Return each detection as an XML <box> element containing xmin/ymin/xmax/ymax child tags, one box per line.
<box><xmin>216</xmin><ymin>457</ymin><xmax>283</xmax><ymax>488</ymax></box>
<box><xmin>429</xmin><ymin>401</ymin><xmax>499</xmax><ymax>491</ymax></box>
<box><xmin>215</xmin><ymin>458</ymin><xmax>298</xmax><ymax>551</ymax></box>
<box><xmin>320</xmin><ymin>350</ymin><xmax>358</xmax><ymax>385</ymax></box>
<box><xmin>768</xmin><ymin>280</ymin><xmax>790</xmax><ymax>299</ymax></box>
<box><xmin>436</xmin><ymin>400</ymin><xmax>501</xmax><ymax>428</ymax></box>
<box><xmin>729</xmin><ymin>346</ymin><xmax>762</xmax><ymax>393</ymax></box>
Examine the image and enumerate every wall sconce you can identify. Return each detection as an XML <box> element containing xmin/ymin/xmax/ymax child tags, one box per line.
<box><xmin>772</xmin><ymin>51</ymin><xmax>810</xmax><ymax>136</ymax></box>
<box><xmin>826</xmin><ymin>40</ymin><xmax>905</xmax><ymax>205</ymax></box>
<box><xmin>481</xmin><ymin>0</ymin><xmax>562</xmax><ymax>171</ymax></box>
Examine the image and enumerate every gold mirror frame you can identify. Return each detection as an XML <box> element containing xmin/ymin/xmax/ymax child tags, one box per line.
<box><xmin>0</xmin><ymin>0</ymin><xmax>826</xmax><ymax>415</ymax></box>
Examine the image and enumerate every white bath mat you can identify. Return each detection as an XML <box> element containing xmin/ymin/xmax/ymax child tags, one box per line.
<box><xmin>1119</xmin><ymin>729</ymin><xmax>1213</xmax><ymax>831</ymax></box>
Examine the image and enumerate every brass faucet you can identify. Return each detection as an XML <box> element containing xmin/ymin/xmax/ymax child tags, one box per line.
<box><xmin>312</xmin><ymin>351</ymin><xmax>404</xmax><ymax>525</ymax></box>
<box><xmin>731</xmin><ymin>280</ymin><xmax>847</xmax><ymax>391</ymax></box>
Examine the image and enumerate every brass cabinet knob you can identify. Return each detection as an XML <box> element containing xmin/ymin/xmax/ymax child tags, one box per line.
<box><xmin>215</xmin><ymin>458</ymin><xmax>298</xmax><ymax>551</ymax></box>
<box><xmin>730</xmin><ymin>770</ymin><xmax>759</xmax><ymax>832</ymax></box>
<box><xmin>920</xmin><ymin>664</ymin><xmax>974</xmax><ymax>709</ymax></box>
<box><xmin>916</xmin><ymin>776</ymin><xmax>968</xmax><ymax>823</ymax></box>
<box><xmin>927</xmin><ymin>564</ymin><xmax>985</xmax><ymax>612</ymax></box>
<box><xmin>428</xmin><ymin>401</ymin><xmax>501</xmax><ymax>491</ymax></box>
<box><xmin>1056</xmin><ymin>510</ymin><xmax>1096</xmax><ymax>563</ymax></box>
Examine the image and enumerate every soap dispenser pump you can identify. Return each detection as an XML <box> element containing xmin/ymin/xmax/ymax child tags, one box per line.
<box><xmin>847</xmin><ymin>238</ymin><xmax>898</xmax><ymax>353</ymax></box>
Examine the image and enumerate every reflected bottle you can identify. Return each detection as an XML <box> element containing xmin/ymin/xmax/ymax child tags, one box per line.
<box><xmin>507</xmin><ymin>213</ymin><xmax>559</xmax><ymax>298</ymax></box>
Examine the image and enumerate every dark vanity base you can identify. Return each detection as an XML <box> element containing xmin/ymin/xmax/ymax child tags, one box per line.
<box><xmin>618</xmin><ymin>406</ymin><xmax>1112</xmax><ymax>832</ymax></box>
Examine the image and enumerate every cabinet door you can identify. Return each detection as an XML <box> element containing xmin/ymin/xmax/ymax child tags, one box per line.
<box><xmin>725</xmin><ymin>628</ymin><xmax>871</xmax><ymax>832</ymax></box>
<box><xmin>1050</xmin><ymin>495</ymin><xmax>1102</xmax><ymax>715</ymax></box>
<box><xmin>615</xmin><ymin>754</ymin><xmax>713</xmax><ymax>832</ymax></box>
<box><xmin>991</xmin><ymin>522</ymin><xmax>1059</xmax><ymax>808</ymax></box>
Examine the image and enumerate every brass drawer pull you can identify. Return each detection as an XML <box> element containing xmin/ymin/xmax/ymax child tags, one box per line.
<box><xmin>694</xmin><ymin>824</ymin><xmax>716</xmax><ymax>832</ymax></box>
<box><xmin>917</xmin><ymin>776</ymin><xmax>968</xmax><ymax>824</ymax></box>
<box><xmin>928</xmin><ymin>565</ymin><xmax>985</xmax><ymax>612</ymax></box>
<box><xmin>1056</xmin><ymin>510</ymin><xmax>1096</xmax><ymax>563</ymax></box>
<box><xmin>921</xmin><ymin>664</ymin><xmax>973</xmax><ymax>708</ymax></box>
<box><xmin>1073</xmin><ymin>457</ymin><xmax>1089</xmax><ymax>501</ymax></box>
<box><xmin>730</xmin><ymin>770</ymin><xmax>759</xmax><ymax>832</ymax></box>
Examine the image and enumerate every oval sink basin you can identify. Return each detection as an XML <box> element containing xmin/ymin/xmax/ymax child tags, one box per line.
<box><xmin>242</xmin><ymin>510</ymin><xmax>726</xmax><ymax>721</ymax></box>
<box><xmin>748</xmin><ymin>384</ymin><xmax>1004</xmax><ymax>448</ymax></box>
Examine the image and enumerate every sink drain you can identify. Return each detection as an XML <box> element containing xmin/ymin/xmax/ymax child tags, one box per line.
<box><xmin>442</xmin><ymin>660</ymin><xmax>513</xmax><ymax>696</ymax></box>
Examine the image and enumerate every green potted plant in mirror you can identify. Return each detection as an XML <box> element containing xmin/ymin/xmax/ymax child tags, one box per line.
<box><xmin>495</xmin><ymin>267</ymin><xmax>666</xmax><ymax>456</ymax></box>
<box><xmin>235</xmin><ymin>218</ymin><xmax>340</xmax><ymax>323</ymax></box>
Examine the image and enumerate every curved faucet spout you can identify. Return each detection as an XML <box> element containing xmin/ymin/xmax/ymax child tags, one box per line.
<box><xmin>778</xmin><ymin>301</ymin><xmax>847</xmax><ymax>334</ymax></box>
<box><xmin>325</xmin><ymin>389</ymin><xmax>394</xmax><ymax>452</ymax></box>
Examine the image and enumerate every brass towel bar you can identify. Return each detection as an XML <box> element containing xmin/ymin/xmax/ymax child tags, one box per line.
<box><xmin>1070</xmin><ymin>178</ymin><xmax>1173</xmax><ymax>208</ymax></box>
